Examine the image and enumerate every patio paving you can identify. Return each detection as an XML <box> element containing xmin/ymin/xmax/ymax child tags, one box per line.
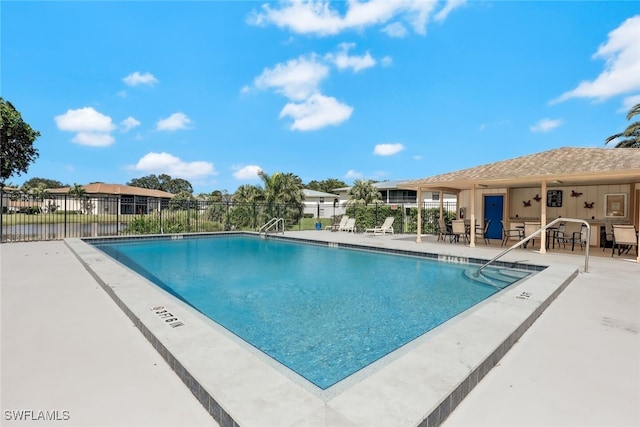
<box><xmin>1</xmin><ymin>232</ymin><xmax>638</xmax><ymax>426</ymax></box>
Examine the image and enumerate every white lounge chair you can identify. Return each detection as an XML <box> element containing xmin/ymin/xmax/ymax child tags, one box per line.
<box><xmin>365</xmin><ymin>217</ymin><xmax>395</xmax><ymax>235</ymax></box>
<box><xmin>342</xmin><ymin>218</ymin><xmax>356</xmax><ymax>232</ymax></box>
<box><xmin>327</xmin><ymin>215</ymin><xmax>349</xmax><ymax>232</ymax></box>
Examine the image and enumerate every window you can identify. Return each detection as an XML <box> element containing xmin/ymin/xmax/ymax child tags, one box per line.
<box><xmin>432</xmin><ymin>192</ymin><xmax>440</xmax><ymax>201</ymax></box>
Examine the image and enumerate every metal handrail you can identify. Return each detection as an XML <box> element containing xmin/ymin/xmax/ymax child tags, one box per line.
<box><xmin>259</xmin><ymin>217</ymin><xmax>285</xmax><ymax>234</ymax></box>
<box><xmin>475</xmin><ymin>218</ymin><xmax>591</xmax><ymax>275</ymax></box>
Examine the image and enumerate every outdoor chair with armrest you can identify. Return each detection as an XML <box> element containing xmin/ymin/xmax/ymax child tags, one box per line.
<box><xmin>611</xmin><ymin>224</ymin><xmax>638</xmax><ymax>257</ymax></box>
<box><xmin>500</xmin><ymin>220</ymin><xmax>523</xmax><ymax>247</ymax></box>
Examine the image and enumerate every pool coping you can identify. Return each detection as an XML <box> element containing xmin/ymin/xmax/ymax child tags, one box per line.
<box><xmin>65</xmin><ymin>232</ymin><xmax>578</xmax><ymax>427</ymax></box>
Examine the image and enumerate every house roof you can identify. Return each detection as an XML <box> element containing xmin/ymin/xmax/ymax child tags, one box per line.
<box><xmin>47</xmin><ymin>183</ymin><xmax>175</xmax><ymax>198</ymax></box>
<box><xmin>302</xmin><ymin>189</ymin><xmax>339</xmax><ymax>198</ymax></box>
<box><xmin>400</xmin><ymin>147</ymin><xmax>640</xmax><ymax>191</ymax></box>
<box><xmin>333</xmin><ymin>180</ymin><xmax>416</xmax><ymax>192</ymax></box>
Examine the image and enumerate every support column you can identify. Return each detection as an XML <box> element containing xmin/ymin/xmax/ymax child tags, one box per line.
<box><xmin>416</xmin><ymin>188</ymin><xmax>422</xmax><ymax>243</ymax></box>
<box><xmin>469</xmin><ymin>184</ymin><xmax>476</xmax><ymax>247</ymax></box>
<box><xmin>540</xmin><ymin>180</ymin><xmax>547</xmax><ymax>254</ymax></box>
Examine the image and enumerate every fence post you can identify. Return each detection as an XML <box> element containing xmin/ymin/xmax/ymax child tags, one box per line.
<box><xmin>64</xmin><ymin>195</ymin><xmax>67</xmax><ymax>238</ymax></box>
<box><xmin>116</xmin><ymin>196</ymin><xmax>120</xmax><ymax>235</ymax></box>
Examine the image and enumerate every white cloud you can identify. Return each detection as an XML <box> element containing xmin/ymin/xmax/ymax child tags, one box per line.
<box><xmin>345</xmin><ymin>169</ymin><xmax>363</xmax><ymax>179</ymax></box>
<box><xmin>280</xmin><ymin>93</ymin><xmax>353</xmax><ymax>131</ymax></box>
<box><xmin>156</xmin><ymin>113</ymin><xmax>192</xmax><ymax>131</ymax></box>
<box><xmin>530</xmin><ymin>118</ymin><xmax>563</xmax><ymax>133</ymax></box>
<box><xmin>327</xmin><ymin>43</ymin><xmax>376</xmax><ymax>72</ymax></box>
<box><xmin>233</xmin><ymin>165</ymin><xmax>263</xmax><ymax>180</ymax></box>
<box><xmin>55</xmin><ymin>107</ymin><xmax>115</xmax><ymax>132</ymax></box>
<box><xmin>619</xmin><ymin>94</ymin><xmax>640</xmax><ymax>113</ymax></box>
<box><xmin>413</xmin><ymin>154</ymin><xmax>422</xmax><ymax>160</ymax></box>
<box><xmin>553</xmin><ymin>15</ymin><xmax>640</xmax><ymax>103</ymax></box>
<box><xmin>434</xmin><ymin>0</ymin><xmax>466</xmax><ymax>23</ymax></box>
<box><xmin>254</xmin><ymin>55</ymin><xmax>329</xmax><ymax>101</ymax></box>
<box><xmin>55</xmin><ymin>107</ymin><xmax>116</xmax><ymax>146</ymax></box>
<box><xmin>121</xmin><ymin>117</ymin><xmax>141</xmax><ymax>132</ymax></box>
<box><xmin>382</xmin><ymin>22</ymin><xmax>407</xmax><ymax>38</ymax></box>
<box><xmin>133</xmin><ymin>152</ymin><xmax>215</xmax><ymax>179</ymax></box>
<box><xmin>380</xmin><ymin>55</ymin><xmax>393</xmax><ymax>67</ymax></box>
<box><xmin>249</xmin><ymin>0</ymin><xmax>456</xmax><ymax>37</ymax></box>
<box><xmin>72</xmin><ymin>132</ymin><xmax>115</xmax><ymax>147</ymax></box>
<box><xmin>123</xmin><ymin>71</ymin><xmax>159</xmax><ymax>87</ymax></box>
<box><xmin>373</xmin><ymin>143</ymin><xmax>405</xmax><ymax>156</ymax></box>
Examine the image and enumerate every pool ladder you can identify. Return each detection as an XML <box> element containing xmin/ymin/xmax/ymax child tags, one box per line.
<box><xmin>259</xmin><ymin>217</ymin><xmax>285</xmax><ymax>235</ymax></box>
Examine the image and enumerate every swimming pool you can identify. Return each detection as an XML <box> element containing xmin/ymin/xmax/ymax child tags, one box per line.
<box><xmin>92</xmin><ymin>234</ymin><xmax>531</xmax><ymax>389</ymax></box>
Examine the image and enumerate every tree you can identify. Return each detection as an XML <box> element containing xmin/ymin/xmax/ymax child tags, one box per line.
<box><xmin>605</xmin><ymin>103</ymin><xmax>640</xmax><ymax>148</ymax></box>
<box><xmin>259</xmin><ymin>171</ymin><xmax>304</xmax><ymax>206</ymax></box>
<box><xmin>21</xmin><ymin>177</ymin><xmax>65</xmax><ymax>191</ymax></box>
<box><xmin>127</xmin><ymin>173</ymin><xmax>193</xmax><ymax>194</ymax></box>
<box><xmin>306</xmin><ymin>178</ymin><xmax>347</xmax><ymax>193</ymax></box>
<box><xmin>348</xmin><ymin>179</ymin><xmax>382</xmax><ymax>205</ymax></box>
<box><xmin>1</xmin><ymin>98</ymin><xmax>41</xmax><ymax>186</ymax></box>
<box><xmin>258</xmin><ymin>171</ymin><xmax>305</xmax><ymax>223</ymax></box>
<box><xmin>69</xmin><ymin>183</ymin><xmax>91</xmax><ymax>214</ymax></box>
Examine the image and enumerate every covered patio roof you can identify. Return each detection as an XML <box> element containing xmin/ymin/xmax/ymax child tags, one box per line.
<box><xmin>400</xmin><ymin>147</ymin><xmax>640</xmax><ymax>191</ymax></box>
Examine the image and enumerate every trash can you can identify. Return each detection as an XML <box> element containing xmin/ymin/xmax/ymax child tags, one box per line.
<box><xmin>315</xmin><ymin>221</ymin><xmax>322</xmax><ymax>230</ymax></box>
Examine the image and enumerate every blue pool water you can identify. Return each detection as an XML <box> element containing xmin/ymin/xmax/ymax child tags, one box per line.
<box><xmin>93</xmin><ymin>235</ymin><xmax>528</xmax><ymax>389</ymax></box>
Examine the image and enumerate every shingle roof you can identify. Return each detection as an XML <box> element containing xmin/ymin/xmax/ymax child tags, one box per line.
<box><xmin>47</xmin><ymin>183</ymin><xmax>175</xmax><ymax>198</ymax></box>
<box><xmin>401</xmin><ymin>147</ymin><xmax>640</xmax><ymax>190</ymax></box>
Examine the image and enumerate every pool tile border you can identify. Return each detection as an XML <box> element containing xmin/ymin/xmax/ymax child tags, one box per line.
<box><xmin>67</xmin><ymin>233</ymin><xmax>577</xmax><ymax>427</ymax></box>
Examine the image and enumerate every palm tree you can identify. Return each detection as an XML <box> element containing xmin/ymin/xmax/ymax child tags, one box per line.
<box><xmin>605</xmin><ymin>103</ymin><xmax>640</xmax><ymax>148</ymax></box>
<box><xmin>258</xmin><ymin>171</ymin><xmax>304</xmax><ymax>221</ymax></box>
<box><xmin>348</xmin><ymin>179</ymin><xmax>382</xmax><ymax>205</ymax></box>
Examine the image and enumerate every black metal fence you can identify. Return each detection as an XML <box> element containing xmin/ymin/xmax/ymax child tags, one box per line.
<box><xmin>1</xmin><ymin>192</ymin><xmax>457</xmax><ymax>243</ymax></box>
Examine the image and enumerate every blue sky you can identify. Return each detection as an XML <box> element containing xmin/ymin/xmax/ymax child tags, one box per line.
<box><xmin>3</xmin><ymin>1</ymin><xmax>639</xmax><ymax>194</ymax></box>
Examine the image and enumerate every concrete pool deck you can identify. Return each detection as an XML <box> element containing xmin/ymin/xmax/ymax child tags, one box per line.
<box><xmin>1</xmin><ymin>232</ymin><xmax>638</xmax><ymax>426</ymax></box>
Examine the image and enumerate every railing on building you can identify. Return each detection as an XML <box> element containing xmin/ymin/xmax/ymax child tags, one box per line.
<box><xmin>0</xmin><ymin>191</ymin><xmax>458</xmax><ymax>243</ymax></box>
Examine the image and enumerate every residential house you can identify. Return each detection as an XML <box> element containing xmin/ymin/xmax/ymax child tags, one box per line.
<box><xmin>45</xmin><ymin>183</ymin><xmax>175</xmax><ymax>215</ymax></box>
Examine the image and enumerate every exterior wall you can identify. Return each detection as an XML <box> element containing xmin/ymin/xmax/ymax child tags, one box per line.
<box><xmin>459</xmin><ymin>183</ymin><xmax>639</xmax><ymax>247</ymax></box>
<box><xmin>508</xmin><ymin>184</ymin><xmax>632</xmax><ymax>223</ymax></box>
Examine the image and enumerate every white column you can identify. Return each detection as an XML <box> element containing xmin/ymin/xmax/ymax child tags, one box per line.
<box><xmin>469</xmin><ymin>184</ymin><xmax>476</xmax><ymax>247</ymax></box>
<box><xmin>416</xmin><ymin>188</ymin><xmax>422</xmax><ymax>243</ymax></box>
<box><xmin>540</xmin><ymin>180</ymin><xmax>547</xmax><ymax>254</ymax></box>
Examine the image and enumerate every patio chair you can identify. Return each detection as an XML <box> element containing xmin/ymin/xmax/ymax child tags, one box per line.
<box><xmin>522</xmin><ymin>221</ymin><xmax>541</xmax><ymax>249</ymax></box>
<box><xmin>328</xmin><ymin>215</ymin><xmax>349</xmax><ymax>232</ymax></box>
<box><xmin>564</xmin><ymin>223</ymin><xmax>589</xmax><ymax>251</ymax></box>
<box><xmin>602</xmin><ymin>224</ymin><xmax>614</xmax><ymax>251</ymax></box>
<box><xmin>611</xmin><ymin>224</ymin><xmax>638</xmax><ymax>257</ymax></box>
<box><xmin>438</xmin><ymin>218</ymin><xmax>453</xmax><ymax>242</ymax></box>
<box><xmin>365</xmin><ymin>217</ymin><xmax>395</xmax><ymax>235</ymax></box>
<box><xmin>342</xmin><ymin>217</ymin><xmax>356</xmax><ymax>233</ymax></box>
<box><xmin>475</xmin><ymin>219</ymin><xmax>491</xmax><ymax>245</ymax></box>
<box><xmin>451</xmin><ymin>220</ymin><xmax>469</xmax><ymax>244</ymax></box>
<box><xmin>500</xmin><ymin>220</ymin><xmax>523</xmax><ymax>247</ymax></box>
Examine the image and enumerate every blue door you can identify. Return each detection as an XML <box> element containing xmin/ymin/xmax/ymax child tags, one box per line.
<box><xmin>484</xmin><ymin>195</ymin><xmax>503</xmax><ymax>239</ymax></box>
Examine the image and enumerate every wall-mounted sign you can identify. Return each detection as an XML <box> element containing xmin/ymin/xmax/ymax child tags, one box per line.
<box><xmin>605</xmin><ymin>193</ymin><xmax>627</xmax><ymax>217</ymax></box>
<box><xmin>547</xmin><ymin>190</ymin><xmax>563</xmax><ymax>207</ymax></box>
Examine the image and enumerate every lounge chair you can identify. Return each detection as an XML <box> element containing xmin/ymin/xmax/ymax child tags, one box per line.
<box><xmin>611</xmin><ymin>224</ymin><xmax>638</xmax><ymax>257</ymax></box>
<box><xmin>327</xmin><ymin>215</ymin><xmax>349</xmax><ymax>232</ymax></box>
<box><xmin>342</xmin><ymin>218</ymin><xmax>356</xmax><ymax>233</ymax></box>
<box><xmin>365</xmin><ymin>217</ymin><xmax>395</xmax><ymax>235</ymax></box>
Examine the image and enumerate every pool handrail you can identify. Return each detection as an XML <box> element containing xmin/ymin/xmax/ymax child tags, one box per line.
<box><xmin>259</xmin><ymin>217</ymin><xmax>285</xmax><ymax>235</ymax></box>
<box><xmin>475</xmin><ymin>218</ymin><xmax>590</xmax><ymax>275</ymax></box>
